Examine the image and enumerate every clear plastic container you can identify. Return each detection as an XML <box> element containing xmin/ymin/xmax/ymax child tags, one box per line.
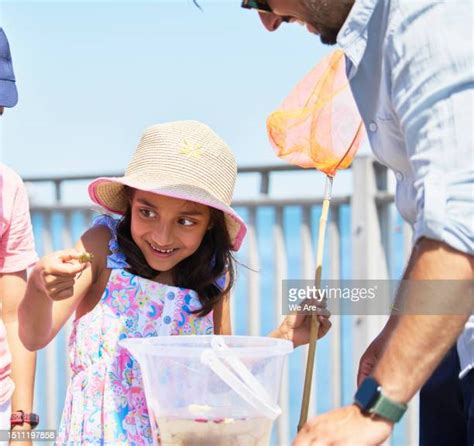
<box><xmin>120</xmin><ymin>335</ymin><xmax>293</xmax><ymax>446</ymax></box>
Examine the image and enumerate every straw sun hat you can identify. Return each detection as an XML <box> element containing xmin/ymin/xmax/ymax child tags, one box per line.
<box><xmin>88</xmin><ymin>121</ymin><xmax>247</xmax><ymax>251</ymax></box>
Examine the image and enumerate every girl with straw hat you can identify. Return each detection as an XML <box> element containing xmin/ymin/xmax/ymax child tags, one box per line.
<box><xmin>19</xmin><ymin>121</ymin><xmax>330</xmax><ymax>444</ymax></box>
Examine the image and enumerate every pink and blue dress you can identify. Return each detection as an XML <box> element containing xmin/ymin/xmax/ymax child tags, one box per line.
<box><xmin>56</xmin><ymin>215</ymin><xmax>215</xmax><ymax>445</ymax></box>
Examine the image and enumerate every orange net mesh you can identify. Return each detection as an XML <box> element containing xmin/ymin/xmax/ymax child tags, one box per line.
<box><xmin>267</xmin><ymin>50</ymin><xmax>365</xmax><ymax>177</ymax></box>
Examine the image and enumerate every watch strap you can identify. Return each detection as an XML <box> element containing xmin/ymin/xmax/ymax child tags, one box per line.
<box><xmin>370</xmin><ymin>394</ymin><xmax>407</xmax><ymax>423</ymax></box>
<box><xmin>354</xmin><ymin>377</ymin><xmax>408</xmax><ymax>423</ymax></box>
<box><xmin>10</xmin><ymin>410</ymin><xmax>40</xmax><ymax>429</ymax></box>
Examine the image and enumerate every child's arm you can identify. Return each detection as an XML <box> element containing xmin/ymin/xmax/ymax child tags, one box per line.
<box><xmin>1</xmin><ymin>270</ymin><xmax>36</xmax><ymax>430</ymax></box>
<box><xmin>19</xmin><ymin>225</ymin><xmax>108</xmax><ymax>351</ymax></box>
<box><xmin>213</xmin><ymin>271</ymin><xmax>232</xmax><ymax>335</ymax></box>
<box><xmin>213</xmin><ymin>292</ymin><xmax>231</xmax><ymax>335</ymax></box>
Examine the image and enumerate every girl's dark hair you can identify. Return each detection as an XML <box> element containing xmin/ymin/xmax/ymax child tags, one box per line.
<box><xmin>115</xmin><ymin>190</ymin><xmax>235</xmax><ymax>317</ymax></box>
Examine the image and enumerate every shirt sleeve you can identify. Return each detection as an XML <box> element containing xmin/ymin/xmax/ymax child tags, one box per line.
<box><xmin>0</xmin><ymin>171</ymin><xmax>38</xmax><ymax>273</ymax></box>
<box><xmin>388</xmin><ymin>1</ymin><xmax>473</xmax><ymax>254</ymax></box>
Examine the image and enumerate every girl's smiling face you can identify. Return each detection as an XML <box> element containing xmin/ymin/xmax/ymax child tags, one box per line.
<box><xmin>129</xmin><ymin>190</ymin><xmax>211</xmax><ymax>281</ymax></box>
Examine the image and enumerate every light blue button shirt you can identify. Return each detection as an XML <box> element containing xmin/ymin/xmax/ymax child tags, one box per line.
<box><xmin>337</xmin><ymin>0</ymin><xmax>473</xmax><ymax>377</ymax></box>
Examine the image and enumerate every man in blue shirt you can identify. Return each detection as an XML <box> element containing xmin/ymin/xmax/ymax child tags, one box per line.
<box><xmin>241</xmin><ymin>0</ymin><xmax>473</xmax><ymax>444</ymax></box>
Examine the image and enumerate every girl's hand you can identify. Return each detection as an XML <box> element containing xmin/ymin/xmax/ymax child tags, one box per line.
<box><xmin>34</xmin><ymin>249</ymin><xmax>91</xmax><ymax>301</ymax></box>
<box><xmin>270</xmin><ymin>305</ymin><xmax>331</xmax><ymax>348</ymax></box>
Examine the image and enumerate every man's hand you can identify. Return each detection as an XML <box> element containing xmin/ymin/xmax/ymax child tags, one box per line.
<box><xmin>293</xmin><ymin>405</ymin><xmax>393</xmax><ymax>446</ymax></box>
<box><xmin>34</xmin><ymin>249</ymin><xmax>90</xmax><ymax>301</ymax></box>
<box><xmin>270</xmin><ymin>306</ymin><xmax>331</xmax><ymax>347</ymax></box>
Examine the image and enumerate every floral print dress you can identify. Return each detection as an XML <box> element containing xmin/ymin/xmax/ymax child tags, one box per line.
<box><xmin>56</xmin><ymin>215</ymin><xmax>214</xmax><ymax>445</ymax></box>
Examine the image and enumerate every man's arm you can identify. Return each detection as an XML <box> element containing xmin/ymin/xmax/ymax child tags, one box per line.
<box><xmin>372</xmin><ymin>238</ymin><xmax>472</xmax><ymax>403</ymax></box>
<box><xmin>293</xmin><ymin>239</ymin><xmax>472</xmax><ymax>445</ymax></box>
<box><xmin>0</xmin><ymin>271</ymin><xmax>36</xmax><ymax>432</ymax></box>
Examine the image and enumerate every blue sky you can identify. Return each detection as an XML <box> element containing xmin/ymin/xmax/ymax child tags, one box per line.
<box><xmin>0</xmin><ymin>1</ymin><xmax>364</xmax><ymax>203</ymax></box>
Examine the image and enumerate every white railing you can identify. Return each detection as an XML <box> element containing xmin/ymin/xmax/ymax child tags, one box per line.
<box><xmin>25</xmin><ymin>155</ymin><xmax>418</xmax><ymax>445</ymax></box>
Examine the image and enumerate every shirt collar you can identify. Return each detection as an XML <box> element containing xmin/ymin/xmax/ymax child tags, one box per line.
<box><xmin>337</xmin><ymin>0</ymin><xmax>379</xmax><ymax>79</ymax></box>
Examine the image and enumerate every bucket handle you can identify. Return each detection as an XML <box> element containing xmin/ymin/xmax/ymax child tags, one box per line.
<box><xmin>211</xmin><ymin>336</ymin><xmax>278</xmax><ymax>404</ymax></box>
<box><xmin>200</xmin><ymin>337</ymin><xmax>281</xmax><ymax>420</ymax></box>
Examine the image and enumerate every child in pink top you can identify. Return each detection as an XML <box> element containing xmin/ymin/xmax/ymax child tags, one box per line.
<box><xmin>0</xmin><ymin>27</ymin><xmax>38</xmax><ymax>440</ymax></box>
<box><xmin>19</xmin><ymin>121</ymin><xmax>330</xmax><ymax>445</ymax></box>
<box><xmin>0</xmin><ymin>164</ymin><xmax>37</xmax><ymax>398</ymax></box>
<box><xmin>0</xmin><ymin>164</ymin><xmax>38</xmax><ymax>430</ymax></box>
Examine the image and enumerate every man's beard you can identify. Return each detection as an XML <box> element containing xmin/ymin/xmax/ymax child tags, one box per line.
<box><xmin>304</xmin><ymin>0</ymin><xmax>354</xmax><ymax>45</ymax></box>
<box><xmin>316</xmin><ymin>24</ymin><xmax>340</xmax><ymax>45</ymax></box>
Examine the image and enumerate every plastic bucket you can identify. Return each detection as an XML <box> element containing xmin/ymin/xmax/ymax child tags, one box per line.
<box><xmin>120</xmin><ymin>335</ymin><xmax>293</xmax><ymax>445</ymax></box>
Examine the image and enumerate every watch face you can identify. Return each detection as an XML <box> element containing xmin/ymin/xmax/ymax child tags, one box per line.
<box><xmin>354</xmin><ymin>377</ymin><xmax>380</xmax><ymax>410</ymax></box>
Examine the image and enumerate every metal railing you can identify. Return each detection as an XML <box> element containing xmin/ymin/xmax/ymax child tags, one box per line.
<box><xmin>25</xmin><ymin>155</ymin><xmax>418</xmax><ymax>445</ymax></box>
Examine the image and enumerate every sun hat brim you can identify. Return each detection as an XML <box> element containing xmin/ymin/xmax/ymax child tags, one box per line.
<box><xmin>88</xmin><ymin>176</ymin><xmax>247</xmax><ymax>251</ymax></box>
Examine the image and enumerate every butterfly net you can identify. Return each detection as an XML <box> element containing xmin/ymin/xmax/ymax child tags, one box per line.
<box><xmin>267</xmin><ymin>49</ymin><xmax>365</xmax><ymax>177</ymax></box>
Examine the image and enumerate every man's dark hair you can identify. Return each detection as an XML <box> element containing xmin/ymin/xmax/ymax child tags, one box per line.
<box><xmin>115</xmin><ymin>188</ymin><xmax>235</xmax><ymax>317</ymax></box>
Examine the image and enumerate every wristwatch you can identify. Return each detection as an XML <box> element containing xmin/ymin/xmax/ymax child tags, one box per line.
<box><xmin>354</xmin><ymin>377</ymin><xmax>407</xmax><ymax>423</ymax></box>
<box><xmin>10</xmin><ymin>410</ymin><xmax>40</xmax><ymax>429</ymax></box>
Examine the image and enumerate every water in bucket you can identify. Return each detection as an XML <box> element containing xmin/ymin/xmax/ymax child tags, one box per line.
<box><xmin>120</xmin><ymin>335</ymin><xmax>293</xmax><ymax>446</ymax></box>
